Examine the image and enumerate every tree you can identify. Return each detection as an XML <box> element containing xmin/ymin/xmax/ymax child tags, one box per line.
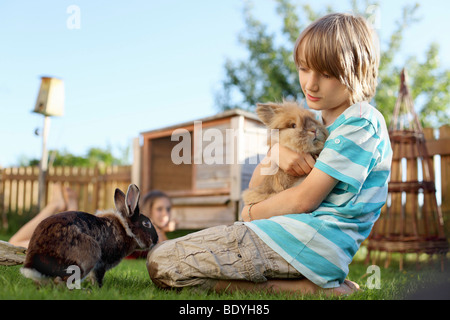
<box><xmin>19</xmin><ymin>146</ymin><xmax>129</xmax><ymax>168</ymax></box>
<box><xmin>215</xmin><ymin>0</ymin><xmax>304</xmax><ymax>110</ymax></box>
<box><xmin>215</xmin><ymin>0</ymin><xmax>449</xmax><ymax>127</ymax></box>
<box><xmin>406</xmin><ymin>43</ymin><xmax>450</xmax><ymax>127</ymax></box>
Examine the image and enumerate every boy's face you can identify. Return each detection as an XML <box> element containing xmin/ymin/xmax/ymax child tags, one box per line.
<box><xmin>297</xmin><ymin>44</ymin><xmax>351</xmax><ymax>124</ymax></box>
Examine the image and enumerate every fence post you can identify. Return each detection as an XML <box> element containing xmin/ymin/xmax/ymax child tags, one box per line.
<box><xmin>440</xmin><ymin>125</ymin><xmax>450</xmax><ymax>236</ymax></box>
<box><xmin>93</xmin><ymin>165</ymin><xmax>100</xmax><ymax>212</ymax></box>
<box><xmin>0</xmin><ymin>167</ymin><xmax>7</xmax><ymax>229</ymax></box>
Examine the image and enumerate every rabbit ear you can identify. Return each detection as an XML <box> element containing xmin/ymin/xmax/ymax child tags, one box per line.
<box><xmin>125</xmin><ymin>184</ymin><xmax>140</xmax><ymax>219</ymax></box>
<box><xmin>256</xmin><ymin>102</ymin><xmax>282</xmax><ymax>126</ymax></box>
<box><xmin>114</xmin><ymin>188</ymin><xmax>127</xmax><ymax>215</ymax></box>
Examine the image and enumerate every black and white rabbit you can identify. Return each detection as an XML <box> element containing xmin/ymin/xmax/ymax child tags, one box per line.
<box><xmin>20</xmin><ymin>184</ymin><xmax>158</xmax><ymax>287</ymax></box>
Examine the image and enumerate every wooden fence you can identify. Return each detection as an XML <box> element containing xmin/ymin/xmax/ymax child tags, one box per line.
<box><xmin>0</xmin><ymin>125</ymin><xmax>449</xmax><ymax>233</ymax></box>
<box><xmin>0</xmin><ymin>165</ymin><xmax>131</xmax><ymax>228</ymax></box>
<box><xmin>420</xmin><ymin>126</ymin><xmax>450</xmax><ymax>236</ymax></box>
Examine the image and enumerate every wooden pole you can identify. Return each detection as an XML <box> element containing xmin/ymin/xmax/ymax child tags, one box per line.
<box><xmin>38</xmin><ymin>115</ymin><xmax>51</xmax><ymax>211</ymax></box>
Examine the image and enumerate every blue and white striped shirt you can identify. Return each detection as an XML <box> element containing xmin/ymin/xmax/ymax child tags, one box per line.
<box><xmin>245</xmin><ymin>101</ymin><xmax>392</xmax><ymax>288</ymax></box>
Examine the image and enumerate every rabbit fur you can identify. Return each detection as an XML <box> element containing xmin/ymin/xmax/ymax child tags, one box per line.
<box><xmin>242</xmin><ymin>100</ymin><xmax>328</xmax><ymax>205</ymax></box>
<box><xmin>21</xmin><ymin>184</ymin><xmax>158</xmax><ymax>287</ymax></box>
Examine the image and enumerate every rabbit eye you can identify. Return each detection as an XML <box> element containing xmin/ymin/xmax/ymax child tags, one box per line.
<box><xmin>142</xmin><ymin>220</ymin><xmax>152</xmax><ymax>228</ymax></box>
<box><xmin>290</xmin><ymin>123</ymin><xmax>296</xmax><ymax>128</ymax></box>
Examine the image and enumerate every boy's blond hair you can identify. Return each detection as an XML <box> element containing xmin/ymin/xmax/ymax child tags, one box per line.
<box><xmin>293</xmin><ymin>13</ymin><xmax>379</xmax><ymax>105</ymax></box>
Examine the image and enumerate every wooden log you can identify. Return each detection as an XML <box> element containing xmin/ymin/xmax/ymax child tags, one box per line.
<box><xmin>0</xmin><ymin>240</ymin><xmax>27</xmax><ymax>266</ymax></box>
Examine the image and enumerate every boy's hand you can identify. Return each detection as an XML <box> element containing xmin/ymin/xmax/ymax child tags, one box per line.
<box><xmin>270</xmin><ymin>143</ymin><xmax>316</xmax><ymax>177</ymax></box>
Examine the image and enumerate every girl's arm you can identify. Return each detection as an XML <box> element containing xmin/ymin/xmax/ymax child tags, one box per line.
<box><xmin>248</xmin><ymin>143</ymin><xmax>316</xmax><ymax>189</ymax></box>
<box><xmin>242</xmin><ymin>167</ymin><xmax>338</xmax><ymax>221</ymax></box>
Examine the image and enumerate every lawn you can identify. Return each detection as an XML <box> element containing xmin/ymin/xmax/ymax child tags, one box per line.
<box><xmin>1</xmin><ymin>244</ymin><xmax>448</xmax><ymax>301</ymax></box>
<box><xmin>1</xmin><ymin>220</ymin><xmax>449</xmax><ymax>301</ymax></box>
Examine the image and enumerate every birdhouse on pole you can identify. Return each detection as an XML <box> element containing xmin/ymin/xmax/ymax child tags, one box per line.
<box><xmin>34</xmin><ymin>76</ymin><xmax>65</xmax><ymax>210</ymax></box>
<box><xmin>33</xmin><ymin>77</ymin><xmax>65</xmax><ymax>117</ymax></box>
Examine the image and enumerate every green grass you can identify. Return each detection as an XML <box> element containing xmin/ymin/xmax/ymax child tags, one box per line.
<box><xmin>1</xmin><ymin>251</ymin><xmax>449</xmax><ymax>300</ymax></box>
<box><xmin>1</xmin><ymin>217</ymin><xmax>449</xmax><ymax>300</ymax></box>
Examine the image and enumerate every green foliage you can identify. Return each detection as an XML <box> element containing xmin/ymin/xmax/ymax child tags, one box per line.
<box><xmin>215</xmin><ymin>0</ymin><xmax>302</xmax><ymax>110</ymax></box>
<box><xmin>373</xmin><ymin>2</ymin><xmax>419</xmax><ymax>126</ymax></box>
<box><xmin>406</xmin><ymin>43</ymin><xmax>450</xmax><ymax>127</ymax></box>
<box><xmin>18</xmin><ymin>145</ymin><xmax>130</xmax><ymax>168</ymax></box>
<box><xmin>216</xmin><ymin>0</ymin><xmax>450</xmax><ymax>128</ymax></box>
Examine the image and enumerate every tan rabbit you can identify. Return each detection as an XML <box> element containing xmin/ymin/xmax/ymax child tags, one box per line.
<box><xmin>242</xmin><ymin>100</ymin><xmax>328</xmax><ymax>205</ymax></box>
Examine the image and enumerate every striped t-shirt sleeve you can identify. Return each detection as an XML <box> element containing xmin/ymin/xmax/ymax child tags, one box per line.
<box><xmin>315</xmin><ymin>116</ymin><xmax>380</xmax><ymax>194</ymax></box>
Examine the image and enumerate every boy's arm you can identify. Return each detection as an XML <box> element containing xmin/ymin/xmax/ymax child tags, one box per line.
<box><xmin>242</xmin><ymin>167</ymin><xmax>338</xmax><ymax>221</ymax></box>
<box><xmin>248</xmin><ymin>143</ymin><xmax>316</xmax><ymax>189</ymax></box>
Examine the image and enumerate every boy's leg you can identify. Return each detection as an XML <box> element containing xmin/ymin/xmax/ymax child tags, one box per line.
<box><xmin>146</xmin><ymin>222</ymin><xmax>303</xmax><ymax>291</ymax></box>
<box><xmin>147</xmin><ymin>222</ymin><xmax>360</xmax><ymax>296</ymax></box>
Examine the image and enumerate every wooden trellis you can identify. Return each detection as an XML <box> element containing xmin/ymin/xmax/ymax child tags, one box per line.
<box><xmin>367</xmin><ymin>69</ymin><xmax>449</xmax><ymax>270</ymax></box>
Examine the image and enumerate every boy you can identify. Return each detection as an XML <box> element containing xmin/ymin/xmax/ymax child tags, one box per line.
<box><xmin>147</xmin><ymin>13</ymin><xmax>392</xmax><ymax>296</ymax></box>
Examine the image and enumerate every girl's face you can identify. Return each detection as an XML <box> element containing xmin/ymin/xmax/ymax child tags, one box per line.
<box><xmin>150</xmin><ymin>197</ymin><xmax>171</xmax><ymax>228</ymax></box>
<box><xmin>297</xmin><ymin>44</ymin><xmax>351</xmax><ymax>126</ymax></box>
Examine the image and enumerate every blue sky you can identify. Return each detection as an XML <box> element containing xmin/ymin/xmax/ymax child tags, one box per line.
<box><xmin>1</xmin><ymin>0</ymin><xmax>449</xmax><ymax>167</ymax></box>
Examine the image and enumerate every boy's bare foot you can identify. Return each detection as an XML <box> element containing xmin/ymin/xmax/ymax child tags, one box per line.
<box><xmin>324</xmin><ymin>279</ymin><xmax>360</xmax><ymax>296</ymax></box>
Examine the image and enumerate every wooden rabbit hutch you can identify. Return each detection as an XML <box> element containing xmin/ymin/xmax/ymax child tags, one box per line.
<box><xmin>138</xmin><ymin>109</ymin><xmax>268</xmax><ymax>229</ymax></box>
